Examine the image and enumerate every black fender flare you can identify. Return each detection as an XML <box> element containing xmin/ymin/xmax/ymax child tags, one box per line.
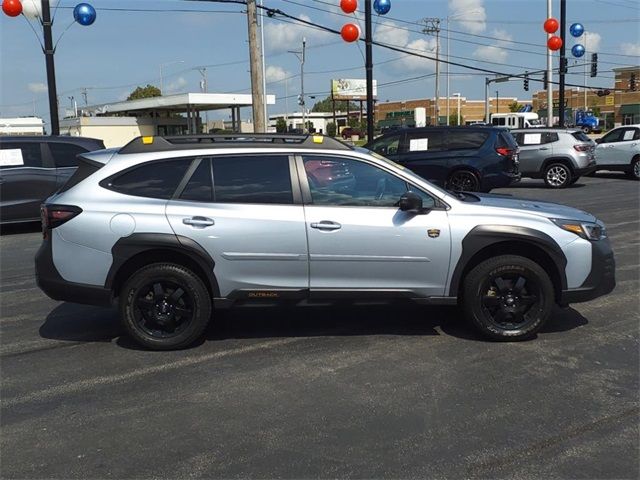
<box><xmin>105</xmin><ymin>233</ymin><xmax>220</xmax><ymax>297</ymax></box>
<box><xmin>448</xmin><ymin>225</ymin><xmax>568</xmax><ymax>298</ymax></box>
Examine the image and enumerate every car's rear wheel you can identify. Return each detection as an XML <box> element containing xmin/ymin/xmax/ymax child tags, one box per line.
<box><xmin>544</xmin><ymin>163</ymin><xmax>573</xmax><ymax>188</ymax></box>
<box><xmin>462</xmin><ymin>255</ymin><xmax>554</xmax><ymax>341</ymax></box>
<box><xmin>120</xmin><ymin>263</ymin><xmax>211</xmax><ymax>350</ymax></box>
<box><xmin>582</xmin><ymin>126</ymin><xmax>591</xmax><ymax>134</ymax></box>
<box><xmin>627</xmin><ymin>156</ymin><xmax>640</xmax><ymax>180</ymax></box>
<box><xmin>447</xmin><ymin>170</ymin><xmax>480</xmax><ymax>192</ymax></box>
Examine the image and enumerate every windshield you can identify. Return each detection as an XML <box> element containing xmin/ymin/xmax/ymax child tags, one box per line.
<box><xmin>354</xmin><ymin>147</ymin><xmax>451</xmax><ymax>196</ymax></box>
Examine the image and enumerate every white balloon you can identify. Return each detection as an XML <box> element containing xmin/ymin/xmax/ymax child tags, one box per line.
<box><xmin>22</xmin><ymin>0</ymin><xmax>58</xmax><ymax>20</ymax></box>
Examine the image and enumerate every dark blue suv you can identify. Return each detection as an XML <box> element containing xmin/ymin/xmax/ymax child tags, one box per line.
<box><xmin>364</xmin><ymin>126</ymin><xmax>521</xmax><ymax>192</ymax></box>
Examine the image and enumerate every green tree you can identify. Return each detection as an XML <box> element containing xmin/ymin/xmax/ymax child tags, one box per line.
<box><xmin>275</xmin><ymin>117</ymin><xmax>287</xmax><ymax>133</ymax></box>
<box><xmin>326</xmin><ymin>122</ymin><xmax>337</xmax><ymax>137</ymax></box>
<box><xmin>508</xmin><ymin>101</ymin><xmax>524</xmax><ymax>112</ymax></box>
<box><xmin>448</xmin><ymin>111</ymin><xmax>464</xmax><ymax>126</ymax></box>
<box><xmin>312</xmin><ymin>95</ymin><xmax>359</xmax><ymax>113</ymax></box>
<box><xmin>348</xmin><ymin>116</ymin><xmax>360</xmax><ymax>128</ymax></box>
<box><xmin>127</xmin><ymin>84</ymin><xmax>162</xmax><ymax>101</ymax></box>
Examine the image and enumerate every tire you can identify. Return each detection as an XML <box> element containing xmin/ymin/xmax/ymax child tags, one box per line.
<box><xmin>627</xmin><ymin>156</ymin><xmax>640</xmax><ymax>180</ymax></box>
<box><xmin>582</xmin><ymin>126</ymin><xmax>591</xmax><ymax>134</ymax></box>
<box><xmin>446</xmin><ymin>170</ymin><xmax>480</xmax><ymax>192</ymax></box>
<box><xmin>120</xmin><ymin>263</ymin><xmax>212</xmax><ymax>350</ymax></box>
<box><xmin>543</xmin><ymin>163</ymin><xmax>573</xmax><ymax>188</ymax></box>
<box><xmin>462</xmin><ymin>255</ymin><xmax>554</xmax><ymax>341</ymax></box>
<box><xmin>569</xmin><ymin>176</ymin><xmax>580</xmax><ymax>185</ymax></box>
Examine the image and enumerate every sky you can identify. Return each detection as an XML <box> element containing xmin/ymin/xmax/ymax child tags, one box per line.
<box><xmin>1</xmin><ymin>0</ymin><xmax>639</xmax><ymax>126</ymax></box>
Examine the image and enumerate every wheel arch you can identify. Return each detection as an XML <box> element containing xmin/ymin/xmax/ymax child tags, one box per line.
<box><xmin>106</xmin><ymin>233</ymin><xmax>220</xmax><ymax>299</ymax></box>
<box><xmin>542</xmin><ymin>156</ymin><xmax>576</xmax><ymax>173</ymax></box>
<box><xmin>449</xmin><ymin>225</ymin><xmax>567</xmax><ymax>302</ymax></box>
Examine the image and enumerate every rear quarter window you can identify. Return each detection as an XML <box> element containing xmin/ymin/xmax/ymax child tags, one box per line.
<box><xmin>103</xmin><ymin>159</ymin><xmax>192</xmax><ymax>199</ymax></box>
<box><xmin>447</xmin><ymin>131</ymin><xmax>489</xmax><ymax>150</ymax></box>
<box><xmin>571</xmin><ymin>132</ymin><xmax>592</xmax><ymax>142</ymax></box>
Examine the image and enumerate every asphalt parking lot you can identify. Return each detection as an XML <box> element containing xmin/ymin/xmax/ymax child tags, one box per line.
<box><xmin>1</xmin><ymin>174</ymin><xmax>638</xmax><ymax>479</ymax></box>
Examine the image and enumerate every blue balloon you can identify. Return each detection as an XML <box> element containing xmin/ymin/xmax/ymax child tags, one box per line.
<box><xmin>569</xmin><ymin>22</ymin><xmax>584</xmax><ymax>38</ymax></box>
<box><xmin>373</xmin><ymin>0</ymin><xmax>391</xmax><ymax>15</ymax></box>
<box><xmin>571</xmin><ymin>44</ymin><xmax>586</xmax><ymax>58</ymax></box>
<box><xmin>73</xmin><ymin>3</ymin><xmax>96</xmax><ymax>26</ymax></box>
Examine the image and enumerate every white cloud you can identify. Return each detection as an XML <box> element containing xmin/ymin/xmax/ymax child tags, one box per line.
<box><xmin>583</xmin><ymin>32</ymin><xmax>602</xmax><ymax>53</ymax></box>
<box><xmin>473</xmin><ymin>28</ymin><xmax>512</xmax><ymax>63</ymax></box>
<box><xmin>28</xmin><ymin>82</ymin><xmax>48</xmax><ymax>94</ymax></box>
<box><xmin>164</xmin><ymin>77</ymin><xmax>187</xmax><ymax>94</ymax></box>
<box><xmin>375</xmin><ymin>20</ymin><xmax>409</xmax><ymax>47</ymax></box>
<box><xmin>264</xmin><ymin>14</ymin><xmax>330</xmax><ymax>54</ymax></box>
<box><xmin>265</xmin><ymin>65</ymin><xmax>289</xmax><ymax>83</ymax></box>
<box><xmin>399</xmin><ymin>38</ymin><xmax>438</xmax><ymax>72</ymax></box>
<box><xmin>449</xmin><ymin>0</ymin><xmax>487</xmax><ymax>34</ymax></box>
<box><xmin>620</xmin><ymin>42</ymin><xmax>640</xmax><ymax>56</ymax></box>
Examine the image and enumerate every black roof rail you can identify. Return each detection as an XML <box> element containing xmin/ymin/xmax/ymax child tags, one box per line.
<box><xmin>119</xmin><ymin>133</ymin><xmax>353</xmax><ymax>155</ymax></box>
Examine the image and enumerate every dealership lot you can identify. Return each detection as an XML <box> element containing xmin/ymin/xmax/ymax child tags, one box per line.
<box><xmin>1</xmin><ymin>175</ymin><xmax>638</xmax><ymax>479</ymax></box>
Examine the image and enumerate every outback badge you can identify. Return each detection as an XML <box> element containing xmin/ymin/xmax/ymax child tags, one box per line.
<box><xmin>427</xmin><ymin>229</ymin><xmax>440</xmax><ymax>238</ymax></box>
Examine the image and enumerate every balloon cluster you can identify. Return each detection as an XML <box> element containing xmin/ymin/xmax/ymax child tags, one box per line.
<box><xmin>339</xmin><ymin>0</ymin><xmax>391</xmax><ymax>43</ymax></box>
<box><xmin>569</xmin><ymin>23</ymin><xmax>585</xmax><ymax>58</ymax></box>
<box><xmin>543</xmin><ymin>17</ymin><xmax>562</xmax><ymax>51</ymax></box>
<box><xmin>2</xmin><ymin>0</ymin><xmax>96</xmax><ymax>25</ymax></box>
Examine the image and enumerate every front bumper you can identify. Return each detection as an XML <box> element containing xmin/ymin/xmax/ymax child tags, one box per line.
<box><xmin>559</xmin><ymin>237</ymin><xmax>615</xmax><ymax>305</ymax></box>
<box><xmin>35</xmin><ymin>235</ymin><xmax>113</xmax><ymax>307</ymax></box>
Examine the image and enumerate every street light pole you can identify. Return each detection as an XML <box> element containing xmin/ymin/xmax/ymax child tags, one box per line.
<box><xmin>558</xmin><ymin>0</ymin><xmax>567</xmax><ymax>127</ymax></box>
<box><xmin>364</xmin><ymin>0</ymin><xmax>374</xmax><ymax>141</ymax></box>
<box><xmin>42</xmin><ymin>0</ymin><xmax>59</xmax><ymax>135</ymax></box>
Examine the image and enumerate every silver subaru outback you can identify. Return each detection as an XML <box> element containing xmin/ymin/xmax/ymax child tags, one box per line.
<box><xmin>35</xmin><ymin>134</ymin><xmax>615</xmax><ymax>350</ymax></box>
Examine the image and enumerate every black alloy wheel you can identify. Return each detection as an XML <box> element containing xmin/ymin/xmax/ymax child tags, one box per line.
<box><xmin>479</xmin><ymin>273</ymin><xmax>542</xmax><ymax>331</ymax></box>
<box><xmin>134</xmin><ymin>281</ymin><xmax>194</xmax><ymax>338</ymax></box>
<box><xmin>447</xmin><ymin>170</ymin><xmax>480</xmax><ymax>192</ymax></box>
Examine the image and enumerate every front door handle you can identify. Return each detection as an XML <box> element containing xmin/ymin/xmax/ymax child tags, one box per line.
<box><xmin>310</xmin><ymin>221</ymin><xmax>342</xmax><ymax>231</ymax></box>
<box><xmin>183</xmin><ymin>216</ymin><xmax>215</xmax><ymax>228</ymax></box>
<box><xmin>539</xmin><ymin>147</ymin><xmax>549</xmax><ymax>150</ymax></box>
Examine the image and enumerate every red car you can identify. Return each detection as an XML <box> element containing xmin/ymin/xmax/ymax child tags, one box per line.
<box><xmin>341</xmin><ymin>127</ymin><xmax>365</xmax><ymax>140</ymax></box>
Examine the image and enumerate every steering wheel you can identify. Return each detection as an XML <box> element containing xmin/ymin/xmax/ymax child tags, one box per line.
<box><xmin>374</xmin><ymin>177</ymin><xmax>386</xmax><ymax>200</ymax></box>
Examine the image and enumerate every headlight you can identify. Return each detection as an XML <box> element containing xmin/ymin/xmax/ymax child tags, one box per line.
<box><xmin>551</xmin><ymin>218</ymin><xmax>607</xmax><ymax>241</ymax></box>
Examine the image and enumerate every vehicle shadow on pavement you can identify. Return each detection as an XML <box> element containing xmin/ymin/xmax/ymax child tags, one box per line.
<box><xmin>0</xmin><ymin>222</ymin><xmax>41</xmax><ymax>236</ymax></box>
<box><xmin>508</xmin><ymin>180</ymin><xmax>587</xmax><ymax>190</ymax></box>
<box><xmin>39</xmin><ymin>303</ymin><xmax>589</xmax><ymax>350</ymax></box>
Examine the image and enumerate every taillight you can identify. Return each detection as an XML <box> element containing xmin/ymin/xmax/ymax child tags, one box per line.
<box><xmin>496</xmin><ymin>147</ymin><xmax>514</xmax><ymax>156</ymax></box>
<box><xmin>574</xmin><ymin>144</ymin><xmax>590</xmax><ymax>152</ymax></box>
<box><xmin>41</xmin><ymin>205</ymin><xmax>82</xmax><ymax>236</ymax></box>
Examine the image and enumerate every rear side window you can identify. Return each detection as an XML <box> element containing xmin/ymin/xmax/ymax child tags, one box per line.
<box><xmin>0</xmin><ymin>142</ymin><xmax>44</xmax><ymax>168</ymax></box>
<box><xmin>447</xmin><ymin>131</ymin><xmax>489</xmax><ymax>150</ymax></box>
<box><xmin>49</xmin><ymin>143</ymin><xmax>88</xmax><ymax>168</ymax></box>
<box><xmin>212</xmin><ymin>155</ymin><xmax>292</xmax><ymax>204</ymax></box>
<box><xmin>105</xmin><ymin>159</ymin><xmax>191</xmax><ymax>199</ymax></box>
<box><xmin>497</xmin><ymin>131</ymin><xmax>518</xmax><ymax>149</ymax></box>
<box><xmin>180</xmin><ymin>159</ymin><xmax>213</xmax><ymax>202</ymax></box>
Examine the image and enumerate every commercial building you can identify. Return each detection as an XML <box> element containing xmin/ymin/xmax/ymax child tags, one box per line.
<box><xmin>0</xmin><ymin>117</ymin><xmax>45</xmax><ymax>136</ymax></box>
<box><xmin>268</xmin><ymin>111</ymin><xmax>364</xmax><ymax>134</ymax></box>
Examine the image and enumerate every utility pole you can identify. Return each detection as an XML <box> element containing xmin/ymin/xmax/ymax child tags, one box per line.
<box><xmin>42</xmin><ymin>0</ymin><xmax>59</xmax><ymax>135</ymax></box>
<box><xmin>546</xmin><ymin>0</ymin><xmax>553</xmax><ymax>127</ymax></box>
<box><xmin>246</xmin><ymin>0</ymin><xmax>266</xmax><ymax>132</ymax></box>
<box><xmin>199</xmin><ymin>67</ymin><xmax>209</xmax><ymax>133</ymax></box>
<box><xmin>558</xmin><ymin>0</ymin><xmax>567</xmax><ymax>128</ymax></box>
<box><xmin>81</xmin><ymin>88</ymin><xmax>88</xmax><ymax>106</ymax></box>
<box><xmin>423</xmin><ymin>18</ymin><xmax>441</xmax><ymax>126</ymax></box>
<box><xmin>259</xmin><ymin>0</ymin><xmax>268</xmax><ymax>128</ymax></box>
<box><xmin>364</xmin><ymin>0</ymin><xmax>374</xmax><ymax>141</ymax></box>
<box><xmin>289</xmin><ymin>38</ymin><xmax>306</xmax><ymax>133</ymax></box>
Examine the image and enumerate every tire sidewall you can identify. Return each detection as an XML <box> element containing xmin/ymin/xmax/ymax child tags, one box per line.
<box><xmin>120</xmin><ymin>264</ymin><xmax>211</xmax><ymax>350</ymax></box>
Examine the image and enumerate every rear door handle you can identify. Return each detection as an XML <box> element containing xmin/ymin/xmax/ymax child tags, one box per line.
<box><xmin>183</xmin><ymin>216</ymin><xmax>215</xmax><ymax>227</ymax></box>
<box><xmin>310</xmin><ymin>221</ymin><xmax>342</xmax><ymax>231</ymax></box>
<box><xmin>539</xmin><ymin>147</ymin><xmax>549</xmax><ymax>150</ymax></box>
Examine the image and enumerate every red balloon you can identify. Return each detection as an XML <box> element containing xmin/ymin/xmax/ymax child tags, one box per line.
<box><xmin>547</xmin><ymin>35</ymin><xmax>563</xmax><ymax>51</ymax></box>
<box><xmin>2</xmin><ymin>0</ymin><xmax>23</xmax><ymax>17</ymax></box>
<box><xmin>340</xmin><ymin>0</ymin><xmax>358</xmax><ymax>14</ymax></box>
<box><xmin>341</xmin><ymin>23</ymin><xmax>360</xmax><ymax>43</ymax></box>
<box><xmin>543</xmin><ymin>17</ymin><xmax>559</xmax><ymax>34</ymax></box>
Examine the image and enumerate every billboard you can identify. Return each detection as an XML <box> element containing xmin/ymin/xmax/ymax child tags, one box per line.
<box><xmin>331</xmin><ymin>79</ymin><xmax>378</xmax><ymax>101</ymax></box>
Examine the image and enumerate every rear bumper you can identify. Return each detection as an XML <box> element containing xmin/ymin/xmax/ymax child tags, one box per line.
<box><xmin>574</xmin><ymin>159</ymin><xmax>597</xmax><ymax>177</ymax></box>
<box><xmin>559</xmin><ymin>238</ymin><xmax>615</xmax><ymax>305</ymax></box>
<box><xmin>481</xmin><ymin>171</ymin><xmax>521</xmax><ymax>191</ymax></box>
<box><xmin>35</xmin><ymin>235</ymin><xmax>113</xmax><ymax>307</ymax></box>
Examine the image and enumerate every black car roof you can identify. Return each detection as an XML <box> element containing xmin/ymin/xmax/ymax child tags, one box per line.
<box><xmin>0</xmin><ymin>135</ymin><xmax>105</xmax><ymax>149</ymax></box>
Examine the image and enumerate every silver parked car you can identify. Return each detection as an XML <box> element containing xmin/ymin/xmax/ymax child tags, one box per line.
<box><xmin>36</xmin><ymin>134</ymin><xmax>615</xmax><ymax>350</ymax></box>
<box><xmin>594</xmin><ymin>124</ymin><xmax>640</xmax><ymax>180</ymax></box>
<box><xmin>511</xmin><ymin>129</ymin><xmax>597</xmax><ymax>188</ymax></box>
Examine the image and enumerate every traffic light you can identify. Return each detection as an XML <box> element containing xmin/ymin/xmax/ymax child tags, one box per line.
<box><xmin>560</xmin><ymin>57</ymin><xmax>568</xmax><ymax>74</ymax></box>
<box><xmin>590</xmin><ymin>53</ymin><xmax>598</xmax><ymax>77</ymax></box>
<box><xmin>543</xmin><ymin>71</ymin><xmax>548</xmax><ymax>89</ymax></box>
<box><xmin>297</xmin><ymin>94</ymin><xmax>305</xmax><ymax>106</ymax></box>
<box><xmin>630</xmin><ymin>73</ymin><xmax>637</xmax><ymax>92</ymax></box>
<box><xmin>524</xmin><ymin>72</ymin><xmax>529</xmax><ymax>91</ymax></box>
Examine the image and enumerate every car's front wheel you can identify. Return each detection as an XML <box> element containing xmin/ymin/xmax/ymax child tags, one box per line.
<box><xmin>462</xmin><ymin>255</ymin><xmax>554</xmax><ymax>341</ymax></box>
<box><xmin>120</xmin><ymin>263</ymin><xmax>212</xmax><ymax>350</ymax></box>
<box><xmin>447</xmin><ymin>170</ymin><xmax>480</xmax><ymax>192</ymax></box>
<box><xmin>544</xmin><ymin>163</ymin><xmax>573</xmax><ymax>188</ymax></box>
<box><xmin>627</xmin><ymin>156</ymin><xmax>640</xmax><ymax>180</ymax></box>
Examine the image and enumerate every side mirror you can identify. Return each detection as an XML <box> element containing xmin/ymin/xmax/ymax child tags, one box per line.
<box><xmin>595</xmin><ymin>138</ymin><xmax>603</xmax><ymax>144</ymax></box>
<box><xmin>375</xmin><ymin>146</ymin><xmax>387</xmax><ymax>155</ymax></box>
<box><xmin>399</xmin><ymin>191</ymin><xmax>423</xmax><ymax>213</ymax></box>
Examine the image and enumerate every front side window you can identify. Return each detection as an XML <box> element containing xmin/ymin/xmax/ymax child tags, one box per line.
<box><xmin>49</xmin><ymin>143</ymin><xmax>88</xmax><ymax>168</ymax></box>
<box><xmin>105</xmin><ymin>159</ymin><xmax>191</xmax><ymax>199</ymax></box>
<box><xmin>601</xmin><ymin>128</ymin><xmax>624</xmax><ymax>144</ymax></box>
<box><xmin>0</xmin><ymin>142</ymin><xmax>43</xmax><ymax>169</ymax></box>
<box><xmin>303</xmin><ymin>156</ymin><xmax>416</xmax><ymax>208</ymax></box>
<box><xmin>212</xmin><ymin>155</ymin><xmax>293</xmax><ymax>204</ymax></box>
<box><xmin>368</xmin><ymin>134</ymin><xmax>401</xmax><ymax>156</ymax></box>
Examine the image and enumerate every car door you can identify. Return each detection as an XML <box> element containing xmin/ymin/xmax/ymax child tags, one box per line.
<box><xmin>47</xmin><ymin>142</ymin><xmax>88</xmax><ymax>190</ymax></box>
<box><xmin>0</xmin><ymin>141</ymin><xmax>56</xmax><ymax>223</ymax></box>
<box><xmin>165</xmin><ymin>155</ymin><xmax>309</xmax><ymax>298</ymax></box>
<box><xmin>298</xmin><ymin>154</ymin><xmax>451</xmax><ymax>298</ymax></box>
<box><xmin>514</xmin><ymin>131</ymin><xmax>549</xmax><ymax>175</ymax></box>
<box><xmin>395</xmin><ymin>129</ymin><xmax>450</xmax><ymax>185</ymax></box>
<box><xmin>596</xmin><ymin>128</ymin><xmax>636</xmax><ymax>167</ymax></box>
